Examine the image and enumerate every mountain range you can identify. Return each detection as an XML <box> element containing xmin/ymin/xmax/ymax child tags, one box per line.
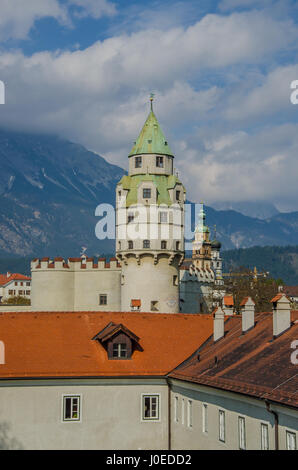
<box><xmin>0</xmin><ymin>128</ymin><xmax>297</xmax><ymax>258</ymax></box>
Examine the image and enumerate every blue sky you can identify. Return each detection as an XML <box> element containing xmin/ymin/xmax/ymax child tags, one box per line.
<box><xmin>0</xmin><ymin>0</ymin><xmax>298</xmax><ymax>211</ymax></box>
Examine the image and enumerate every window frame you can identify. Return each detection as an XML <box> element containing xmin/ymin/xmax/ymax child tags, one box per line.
<box><xmin>141</xmin><ymin>393</ymin><xmax>161</xmax><ymax>422</ymax></box>
<box><xmin>286</xmin><ymin>430</ymin><xmax>297</xmax><ymax>450</ymax></box>
<box><xmin>112</xmin><ymin>342</ymin><xmax>127</xmax><ymax>359</ymax></box>
<box><xmin>202</xmin><ymin>403</ymin><xmax>208</xmax><ymax>433</ymax></box>
<box><xmin>99</xmin><ymin>294</ymin><xmax>107</xmax><ymax>305</ymax></box>
<box><xmin>135</xmin><ymin>156</ymin><xmax>142</xmax><ymax>168</ymax></box>
<box><xmin>174</xmin><ymin>396</ymin><xmax>179</xmax><ymax>423</ymax></box>
<box><xmin>219</xmin><ymin>409</ymin><xmax>225</xmax><ymax>442</ymax></box>
<box><xmin>161</xmin><ymin>240</ymin><xmax>167</xmax><ymax>249</ymax></box>
<box><xmin>62</xmin><ymin>394</ymin><xmax>81</xmax><ymax>423</ymax></box>
<box><xmin>261</xmin><ymin>423</ymin><xmax>269</xmax><ymax>450</ymax></box>
<box><xmin>159</xmin><ymin>211</ymin><xmax>168</xmax><ymax>223</ymax></box>
<box><xmin>143</xmin><ymin>188</ymin><xmax>151</xmax><ymax>199</ymax></box>
<box><xmin>187</xmin><ymin>400</ymin><xmax>193</xmax><ymax>428</ymax></box>
<box><xmin>143</xmin><ymin>239</ymin><xmax>150</xmax><ymax>249</ymax></box>
<box><xmin>156</xmin><ymin>156</ymin><xmax>164</xmax><ymax>168</ymax></box>
<box><xmin>238</xmin><ymin>416</ymin><xmax>246</xmax><ymax>450</ymax></box>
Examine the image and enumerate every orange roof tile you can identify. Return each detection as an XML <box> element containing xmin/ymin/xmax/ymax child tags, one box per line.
<box><xmin>223</xmin><ymin>295</ymin><xmax>234</xmax><ymax>307</ymax></box>
<box><xmin>0</xmin><ymin>311</ymin><xmax>213</xmax><ymax>378</ymax></box>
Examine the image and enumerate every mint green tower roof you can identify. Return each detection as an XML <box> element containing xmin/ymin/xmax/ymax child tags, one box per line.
<box><xmin>129</xmin><ymin>101</ymin><xmax>174</xmax><ymax>157</ymax></box>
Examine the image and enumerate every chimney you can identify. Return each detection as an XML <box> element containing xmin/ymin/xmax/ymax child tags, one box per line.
<box><xmin>271</xmin><ymin>294</ymin><xmax>291</xmax><ymax>338</ymax></box>
<box><xmin>240</xmin><ymin>297</ymin><xmax>255</xmax><ymax>333</ymax></box>
<box><xmin>213</xmin><ymin>306</ymin><xmax>224</xmax><ymax>342</ymax></box>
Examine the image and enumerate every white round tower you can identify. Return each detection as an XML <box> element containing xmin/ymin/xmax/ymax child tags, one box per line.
<box><xmin>116</xmin><ymin>97</ymin><xmax>185</xmax><ymax>313</ymax></box>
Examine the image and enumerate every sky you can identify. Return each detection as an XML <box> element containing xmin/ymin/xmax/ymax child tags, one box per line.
<box><xmin>0</xmin><ymin>0</ymin><xmax>298</xmax><ymax>211</ymax></box>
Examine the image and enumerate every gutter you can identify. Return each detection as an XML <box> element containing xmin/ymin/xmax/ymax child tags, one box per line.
<box><xmin>265</xmin><ymin>400</ymin><xmax>279</xmax><ymax>450</ymax></box>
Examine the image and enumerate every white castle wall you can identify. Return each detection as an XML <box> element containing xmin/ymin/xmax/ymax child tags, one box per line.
<box><xmin>31</xmin><ymin>257</ymin><xmax>121</xmax><ymax>312</ymax></box>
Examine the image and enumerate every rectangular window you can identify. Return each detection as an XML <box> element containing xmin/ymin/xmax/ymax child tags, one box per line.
<box><xmin>174</xmin><ymin>396</ymin><xmax>179</xmax><ymax>423</ymax></box>
<box><xmin>128</xmin><ymin>213</ymin><xmax>134</xmax><ymax>223</ymax></box>
<box><xmin>8</xmin><ymin>290</ymin><xmax>13</xmax><ymax>295</ymax></box>
<box><xmin>202</xmin><ymin>404</ymin><xmax>208</xmax><ymax>433</ymax></box>
<box><xmin>159</xmin><ymin>211</ymin><xmax>167</xmax><ymax>223</ymax></box>
<box><xmin>128</xmin><ymin>240</ymin><xmax>133</xmax><ymax>249</ymax></box>
<box><xmin>187</xmin><ymin>400</ymin><xmax>193</xmax><ymax>428</ymax></box>
<box><xmin>63</xmin><ymin>396</ymin><xmax>80</xmax><ymax>421</ymax></box>
<box><xmin>238</xmin><ymin>417</ymin><xmax>246</xmax><ymax>450</ymax></box>
<box><xmin>112</xmin><ymin>343</ymin><xmax>127</xmax><ymax>358</ymax></box>
<box><xmin>143</xmin><ymin>239</ymin><xmax>150</xmax><ymax>249</ymax></box>
<box><xmin>181</xmin><ymin>398</ymin><xmax>185</xmax><ymax>425</ymax></box>
<box><xmin>261</xmin><ymin>423</ymin><xmax>269</xmax><ymax>450</ymax></box>
<box><xmin>161</xmin><ymin>240</ymin><xmax>167</xmax><ymax>249</ymax></box>
<box><xmin>26</xmin><ymin>290</ymin><xmax>30</xmax><ymax>295</ymax></box>
<box><xmin>14</xmin><ymin>282</ymin><xmax>18</xmax><ymax>286</ymax></box>
<box><xmin>26</xmin><ymin>282</ymin><xmax>30</xmax><ymax>286</ymax></box>
<box><xmin>142</xmin><ymin>395</ymin><xmax>159</xmax><ymax>421</ymax></box>
<box><xmin>173</xmin><ymin>275</ymin><xmax>178</xmax><ymax>286</ymax></box>
<box><xmin>135</xmin><ymin>156</ymin><xmax>142</xmax><ymax>168</ymax></box>
<box><xmin>143</xmin><ymin>188</ymin><xmax>151</xmax><ymax>199</ymax></box>
<box><xmin>286</xmin><ymin>431</ymin><xmax>297</xmax><ymax>450</ymax></box>
<box><xmin>176</xmin><ymin>190</ymin><xmax>180</xmax><ymax>201</ymax></box>
<box><xmin>219</xmin><ymin>410</ymin><xmax>225</xmax><ymax>442</ymax></box>
<box><xmin>99</xmin><ymin>294</ymin><xmax>107</xmax><ymax>305</ymax></box>
<box><xmin>156</xmin><ymin>156</ymin><xmax>164</xmax><ymax>168</ymax></box>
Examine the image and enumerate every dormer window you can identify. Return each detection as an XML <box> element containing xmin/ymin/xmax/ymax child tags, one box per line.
<box><xmin>135</xmin><ymin>156</ymin><xmax>142</xmax><ymax>168</ymax></box>
<box><xmin>113</xmin><ymin>343</ymin><xmax>127</xmax><ymax>358</ymax></box>
<box><xmin>93</xmin><ymin>322</ymin><xmax>143</xmax><ymax>360</ymax></box>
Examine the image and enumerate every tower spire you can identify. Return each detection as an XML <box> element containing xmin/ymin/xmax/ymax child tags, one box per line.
<box><xmin>150</xmin><ymin>92</ymin><xmax>154</xmax><ymax>111</ymax></box>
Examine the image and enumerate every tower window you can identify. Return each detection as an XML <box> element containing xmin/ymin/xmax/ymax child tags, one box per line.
<box><xmin>176</xmin><ymin>241</ymin><xmax>180</xmax><ymax>250</ymax></box>
<box><xmin>128</xmin><ymin>213</ymin><xmax>134</xmax><ymax>223</ymax></box>
<box><xmin>112</xmin><ymin>343</ymin><xmax>127</xmax><ymax>358</ymax></box>
<box><xmin>128</xmin><ymin>240</ymin><xmax>133</xmax><ymax>249</ymax></box>
<box><xmin>161</xmin><ymin>240</ymin><xmax>167</xmax><ymax>249</ymax></box>
<box><xmin>143</xmin><ymin>240</ymin><xmax>150</xmax><ymax>249</ymax></box>
<box><xmin>160</xmin><ymin>211</ymin><xmax>167</xmax><ymax>223</ymax></box>
<box><xmin>151</xmin><ymin>301</ymin><xmax>159</xmax><ymax>311</ymax></box>
<box><xmin>173</xmin><ymin>275</ymin><xmax>178</xmax><ymax>286</ymax></box>
<box><xmin>176</xmin><ymin>190</ymin><xmax>180</xmax><ymax>201</ymax></box>
<box><xmin>156</xmin><ymin>156</ymin><xmax>164</xmax><ymax>168</ymax></box>
<box><xmin>135</xmin><ymin>156</ymin><xmax>142</xmax><ymax>168</ymax></box>
<box><xmin>99</xmin><ymin>294</ymin><xmax>107</xmax><ymax>305</ymax></box>
<box><xmin>143</xmin><ymin>188</ymin><xmax>151</xmax><ymax>199</ymax></box>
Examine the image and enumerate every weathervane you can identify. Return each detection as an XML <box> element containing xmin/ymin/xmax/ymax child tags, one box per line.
<box><xmin>150</xmin><ymin>92</ymin><xmax>155</xmax><ymax>110</ymax></box>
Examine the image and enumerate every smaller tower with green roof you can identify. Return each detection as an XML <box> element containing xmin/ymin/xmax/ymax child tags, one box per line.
<box><xmin>116</xmin><ymin>96</ymin><xmax>185</xmax><ymax>313</ymax></box>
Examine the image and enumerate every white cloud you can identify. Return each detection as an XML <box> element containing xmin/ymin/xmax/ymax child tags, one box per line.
<box><xmin>0</xmin><ymin>0</ymin><xmax>68</xmax><ymax>40</ymax></box>
<box><xmin>0</xmin><ymin>9</ymin><xmax>298</xmax><ymax>209</ymax></box>
<box><xmin>68</xmin><ymin>0</ymin><xmax>116</xmax><ymax>19</ymax></box>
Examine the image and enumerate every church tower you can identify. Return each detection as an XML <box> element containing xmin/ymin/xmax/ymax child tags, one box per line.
<box><xmin>192</xmin><ymin>203</ymin><xmax>212</xmax><ymax>270</ymax></box>
<box><xmin>116</xmin><ymin>97</ymin><xmax>185</xmax><ymax>313</ymax></box>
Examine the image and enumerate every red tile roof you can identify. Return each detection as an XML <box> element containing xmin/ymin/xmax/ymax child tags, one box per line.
<box><xmin>283</xmin><ymin>286</ymin><xmax>298</xmax><ymax>298</ymax></box>
<box><xmin>0</xmin><ymin>273</ymin><xmax>31</xmax><ymax>287</ymax></box>
<box><xmin>223</xmin><ymin>295</ymin><xmax>234</xmax><ymax>307</ymax></box>
<box><xmin>0</xmin><ymin>311</ymin><xmax>213</xmax><ymax>378</ymax></box>
<box><xmin>170</xmin><ymin>311</ymin><xmax>298</xmax><ymax>408</ymax></box>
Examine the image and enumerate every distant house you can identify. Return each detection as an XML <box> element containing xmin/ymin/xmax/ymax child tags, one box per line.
<box><xmin>223</xmin><ymin>294</ymin><xmax>234</xmax><ymax>315</ymax></box>
<box><xmin>283</xmin><ymin>286</ymin><xmax>298</xmax><ymax>305</ymax></box>
<box><xmin>0</xmin><ymin>273</ymin><xmax>31</xmax><ymax>303</ymax></box>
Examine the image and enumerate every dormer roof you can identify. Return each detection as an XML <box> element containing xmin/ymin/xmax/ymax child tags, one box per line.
<box><xmin>93</xmin><ymin>322</ymin><xmax>140</xmax><ymax>344</ymax></box>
